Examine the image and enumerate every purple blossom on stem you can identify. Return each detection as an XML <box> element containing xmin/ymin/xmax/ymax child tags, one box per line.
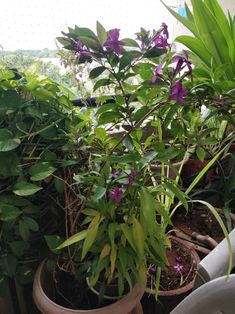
<box><xmin>173</xmin><ymin>263</ymin><xmax>183</xmax><ymax>272</ymax></box>
<box><xmin>169</xmin><ymin>81</ymin><xmax>188</xmax><ymax>105</ymax></box>
<box><xmin>108</xmin><ymin>186</ymin><xmax>123</xmax><ymax>203</ymax></box>
<box><xmin>148</xmin><ymin>265</ymin><xmax>157</xmax><ymax>275</ymax></box>
<box><xmin>154</xmin><ymin>35</ymin><xmax>169</xmax><ymax>49</ymax></box>
<box><xmin>111</xmin><ymin>170</ymin><xmax>120</xmax><ymax>179</ymax></box>
<box><xmin>151</xmin><ymin>64</ymin><xmax>163</xmax><ymax>84</ymax></box>
<box><xmin>175</xmin><ymin>255</ymin><xmax>183</xmax><ymax>263</ymax></box>
<box><xmin>126</xmin><ymin>170</ymin><xmax>138</xmax><ymax>189</ymax></box>
<box><xmin>161</xmin><ymin>22</ymin><xmax>169</xmax><ymax>39</ymax></box>
<box><xmin>76</xmin><ymin>40</ymin><xmax>92</xmax><ymax>57</ymax></box>
<box><xmin>103</xmin><ymin>29</ymin><xmax>124</xmax><ymax>55</ymax></box>
<box><xmin>172</xmin><ymin>50</ymin><xmax>192</xmax><ymax>75</ymax></box>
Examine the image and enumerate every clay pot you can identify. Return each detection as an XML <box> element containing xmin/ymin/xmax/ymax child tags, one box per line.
<box><xmin>33</xmin><ymin>260</ymin><xmax>144</xmax><ymax>314</ymax></box>
<box><xmin>181</xmin><ymin>158</ymin><xmax>215</xmax><ymax>187</ymax></box>
<box><xmin>173</xmin><ymin>207</ymin><xmax>235</xmax><ymax>249</ymax></box>
<box><xmin>142</xmin><ymin>237</ymin><xmax>200</xmax><ymax>314</ymax></box>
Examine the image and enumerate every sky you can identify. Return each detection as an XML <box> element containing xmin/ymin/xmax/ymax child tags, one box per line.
<box><xmin>0</xmin><ymin>0</ymin><xmax>180</xmax><ymax>51</ymax></box>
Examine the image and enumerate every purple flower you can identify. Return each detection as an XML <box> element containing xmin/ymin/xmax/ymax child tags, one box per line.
<box><xmin>173</xmin><ymin>263</ymin><xmax>183</xmax><ymax>272</ymax></box>
<box><xmin>151</xmin><ymin>64</ymin><xmax>163</xmax><ymax>84</ymax></box>
<box><xmin>108</xmin><ymin>186</ymin><xmax>123</xmax><ymax>203</ymax></box>
<box><xmin>172</xmin><ymin>50</ymin><xmax>192</xmax><ymax>75</ymax></box>
<box><xmin>169</xmin><ymin>81</ymin><xmax>188</xmax><ymax>105</ymax></box>
<box><xmin>154</xmin><ymin>35</ymin><xmax>169</xmax><ymax>49</ymax></box>
<box><xmin>76</xmin><ymin>40</ymin><xmax>92</xmax><ymax>57</ymax></box>
<box><xmin>148</xmin><ymin>265</ymin><xmax>157</xmax><ymax>275</ymax></box>
<box><xmin>126</xmin><ymin>170</ymin><xmax>138</xmax><ymax>188</ymax></box>
<box><xmin>103</xmin><ymin>29</ymin><xmax>124</xmax><ymax>55</ymax></box>
<box><xmin>111</xmin><ymin>170</ymin><xmax>119</xmax><ymax>179</ymax></box>
<box><xmin>161</xmin><ymin>23</ymin><xmax>169</xmax><ymax>39</ymax></box>
<box><xmin>175</xmin><ymin>255</ymin><xmax>183</xmax><ymax>263</ymax></box>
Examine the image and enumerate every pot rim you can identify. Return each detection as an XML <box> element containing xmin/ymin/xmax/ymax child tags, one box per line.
<box><xmin>33</xmin><ymin>259</ymin><xmax>144</xmax><ymax>313</ymax></box>
<box><xmin>145</xmin><ymin>236</ymin><xmax>200</xmax><ymax>297</ymax></box>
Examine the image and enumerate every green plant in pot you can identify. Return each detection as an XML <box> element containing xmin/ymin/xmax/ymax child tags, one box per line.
<box><xmin>0</xmin><ymin>66</ymin><xmax>81</xmax><ymax>306</ymax></box>
<box><xmin>33</xmin><ymin>118</ymin><xmax>174</xmax><ymax>313</ymax></box>
<box><xmin>32</xmin><ymin>21</ymin><xmax>232</xmax><ymax>314</ymax></box>
<box><xmin>32</xmin><ymin>21</ymin><xmax>184</xmax><ymax>314</ymax></box>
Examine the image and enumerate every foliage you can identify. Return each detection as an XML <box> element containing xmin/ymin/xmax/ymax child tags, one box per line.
<box><xmin>0</xmin><ymin>66</ymin><xmax>84</xmax><ymax>294</ymax></box>
<box><xmin>52</xmin><ymin>21</ymin><xmax>233</xmax><ymax>301</ymax></box>
<box><xmin>0</xmin><ymin>49</ymin><xmax>78</xmax><ymax>96</ymax></box>
<box><xmin>162</xmin><ymin>0</ymin><xmax>235</xmax><ymax>81</ymax></box>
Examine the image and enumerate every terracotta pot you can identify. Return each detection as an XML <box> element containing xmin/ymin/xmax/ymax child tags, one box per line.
<box><xmin>173</xmin><ymin>207</ymin><xmax>235</xmax><ymax>248</ymax></box>
<box><xmin>142</xmin><ymin>237</ymin><xmax>200</xmax><ymax>314</ymax></box>
<box><xmin>181</xmin><ymin>158</ymin><xmax>215</xmax><ymax>187</ymax></box>
<box><xmin>33</xmin><ymin>260</ymin><xmax>144</xmax><ymax>314</ymax></box>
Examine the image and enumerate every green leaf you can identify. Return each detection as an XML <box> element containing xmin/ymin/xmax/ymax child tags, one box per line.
<box><xmin>196</xmin><ymin>147</ymin><xmax>206</xmax><ymax>161</ymax></box>
<box><xmin>120</xmin><ymin>224</ymin><xmax>136</xmax><ymax>251</ymax></box>
<box><xmin>94</xmin><ymin>79</ymin><xmax>111</xmax><ymax>91</ymax></box>
<box><xmin>0</xmin><ymin>152</ymin><xmax>21</xmax><ymax>177</ymax></box>
<box><xmin>122</xmin><ymin>38</ymin><xmax>140</xmax><ymax>48</ymax></box>
<box><xmin>132</xmin><ymin>218</ymin><xmax>144</xmax><ymax>261</ymax></box>
<box><xmin>75</xmin><ymin>26</ymin><xmax>97</xmax><ymax>38</ymax></box>
<box><xmin>119</xmin><ymin>51</ymin><xmax>141</xmax><ymax>71</ymax></box>
<box><xmin>93</xmin><ymin>186</ymin><xmax>106</xmax><ymax>200</ymax></box>
<box><xmin>185</xmin><ymin>147</ymin><xmax>225</xmax><ymax>195</ymax></box>
<box><xmin>54</xmin><ymin>177</ymin><xmax>64</xmax><ymax>194</ymax></box>
<box><xmin>0</xmin><ymin>129</ymin><xmax>21</xmax><ymax>152</ymax></box>
<box><xmin>23</xmin><ymin>217</ymin><xmax>39</xmax><ymax>231</ymax></box>
<box><xmin>56</xmin><ymin>36</ymin><xmax>72</xmax><ymax>47</ymax></box>
<box><xmin>0</xmin><ymin>90</ymin><xmax>21</xmax><ymax>114</ymax></box>
<box><xmin>19</xmin><ymin>219</ymin><xmax>30</xmax><ymax>241</ymax></box>
<box><xmin>0</xmin><ymin>204</ymin><xmax>21</xmax><ymax>221</ymax></box>
<box><xmin>82</xmin><ymin>222</ymin><xmax>99</xmax><ymax>260</ymax></box>
<box><xmin>143</xmin><ymin>47</ymin><xmax>167</xmax><ymax>58</ymax></box>
<box><xmin>108</xmin><ymin>223</ymin><xmax>117</xmax><ymax>276</ymax></box>
<box><xmin>45</xmin><ymin>235</ymin><xmax>63</xmax><ymax>252</ymax></box>
<box><xmin>13</xmin><ymin>182</ymin><xmax>42</xmax><ymax>196</ymax></box>
<box><xmin>94</xmin><ymin>127</ymin><xmax>107</xmax><ymax>142</ymax></box>
<box><xmin>98</xmin><ymin>111</ymin><xmax>122</xmax><ymax>125</ymax></box>
<box><xmin>29</xmin><ymin>162</ymin><xmax>56</xmax><ymax>181</ymax></box>
<box><xmin>9</xmin><ymin>241</ymin><xmax>29</xmax><ymax>257</ymax></box>
<box><xmin>96</xmin><ymin>21</ymin><xmax>107</xmax><ymax>44</ymax></box>
<box><xmin>164</xmin><ymin>181</ymin><xmax>188</xmax><ymax>210</ymax></box>
<box><xmin>96</xmin><ymin>103</ymin><xmax>116</xmax><ymax>115</ymax></box>
<box><xmin>89</xmin><ymin>66</ymin><xmax>106</xmax><ymax>79</ymax></box>
<box><xmin>79</xmin><ymin>36</ymin><xmax>100</xmax><ymax>50</ymax></box>
<box><xmin>56</xmin><ymin>230</ymin><xmax>88</xmax><ymax>249</ymax></box>
<box><xmin>176</xmin><ymin>36</ymin><xmax>212</xmax><ymax>68</ymax></box>
<box><xmin>140</xmin><ymin>187</ymin><xmax>156</xmax><ymax>235</ymax></box>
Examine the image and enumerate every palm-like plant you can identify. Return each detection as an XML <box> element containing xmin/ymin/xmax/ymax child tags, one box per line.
<box><xmin>162</xmin><ymin>0</ymin><xmax>235</xmax><ymax>81</ymax></box>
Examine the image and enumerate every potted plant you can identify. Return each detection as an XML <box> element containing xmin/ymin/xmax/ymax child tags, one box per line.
<box><xmin>31</xmin><ymin>21</ymin><xmax>232</xmax><ymax>314</ymax></box>
<box><xmin>0</xmin><ymin>66</ymin><xmax>82</xmax><ymax>311</ymax></box>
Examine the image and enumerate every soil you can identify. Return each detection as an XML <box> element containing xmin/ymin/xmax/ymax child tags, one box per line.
<box><xmin>173</xmin><ymin>206</ymin><xmax>234</xmax><ymax>244</ymax></box>
<box><xmin>147</xmin><ymin>239</ymin><xmax>197</xmax><ymax>292</ymax></box>
<box><xmin>49</xmin><ymin>270</ymin><xmax>114</xmax><ymax>310</ymax></box>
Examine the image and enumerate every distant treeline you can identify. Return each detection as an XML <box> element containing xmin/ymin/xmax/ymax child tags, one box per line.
<box><xmin>0</xmin><ymin>49</ymin><xmax>58</xmax><ymax>58</ymax></box>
